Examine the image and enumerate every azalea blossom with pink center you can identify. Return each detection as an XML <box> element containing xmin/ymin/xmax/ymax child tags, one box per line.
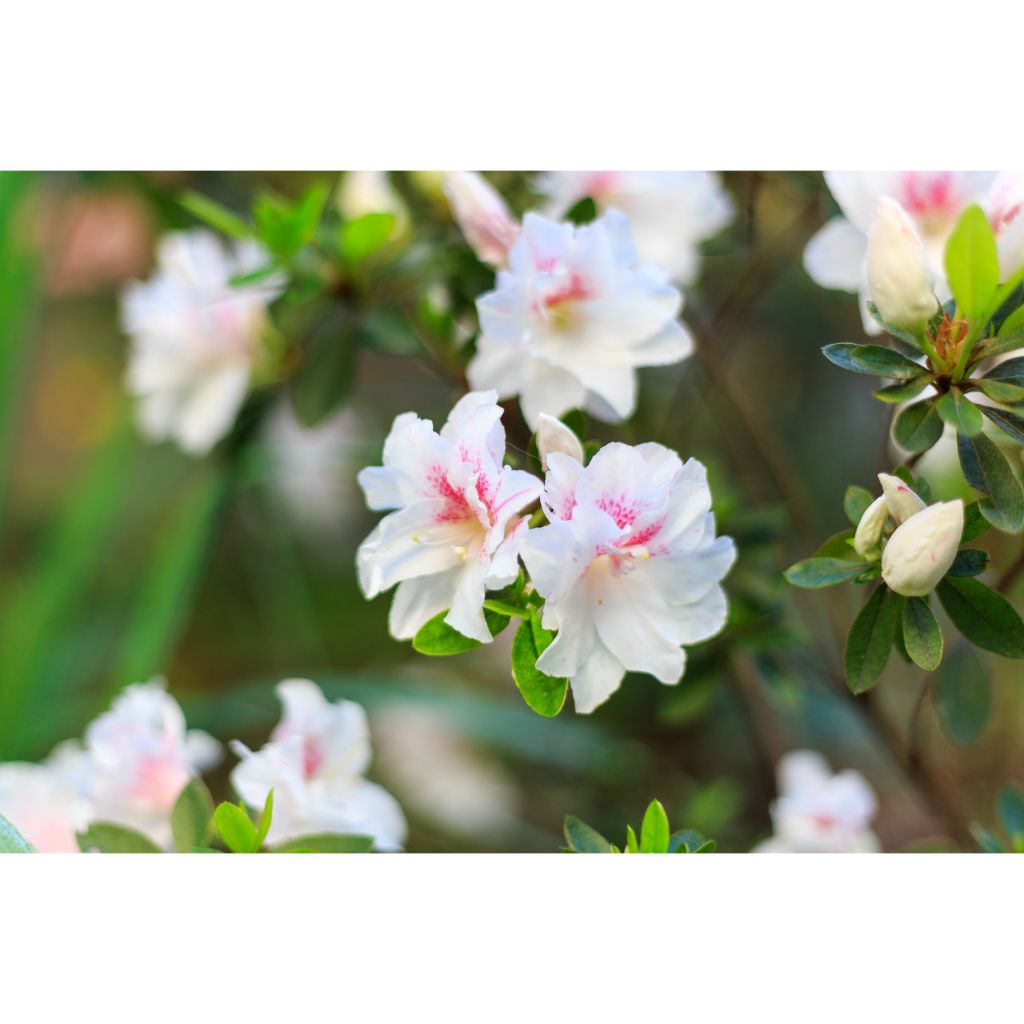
<box><xmin>986</xmin><ymin>172</ymin><xmax>1024</xmax><ymax>281</ymax></box>
<box><xmin>755</xmin><ymin>750</ymin><xmax>880</xmax><ymax>853</ymax></box>
<box><xmin>469</xmin><ymin>211</ymin><xmax>693</xmax><ymax>428</ymax></box>
<box><xmin>540</xmin><ymin>171</ymin><xmax>734</xmax><ymax>285</ymax></box>
<box><xmin>803</xmin><ymin>171</ymin><xmax>996</xmax><ymax>334</ymax></box>
<box><xmin>357</xmin><ymin>390</ymin><xmax>542</xmax><ymax>643</ymax></box>
<box><xmin>121</xmin><ymin>229</ymin><xmax>282</xmax><ymax>454</ymax></box>
<box><xmin>82</xmin><ymin>679</ymin><xmax>221</xmax><ymax>847</ymax></box>
<box><xmin>230</xmin><ymin>679</ymin><xmax>406</xmax><ymax>851</ymax></box>
<box><xmin>521</xmin><ymin>442</ymin><xmax>736</xmax><ymax>714</ymax></box>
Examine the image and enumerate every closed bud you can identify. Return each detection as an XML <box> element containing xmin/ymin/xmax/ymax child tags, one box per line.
<box><xmin>444</xmin><ymin>172</ymin><xmax>520</xmax><ymax>267</ymax></box>
<box><xmin>881</xmin><ymin>499</ymin><xmax>964</xmax><ymax>597</ymax></box>
<box><xmin>867</xmin><ymin>197</ymin><xmax>939</xmax><ymax>331</ymax></box>
<box><xmin>878</xmin><ymin>472</ymin><xmax>926</xmax><ymax>524</ymax></box>
<box><xmin>853</xmin><ymin>494</ymin><xmax>888</xmax><ymax>559</ymax></box>
<box><xmin>536</xmin><ymin>413</ymin><xmax>584</xmax><ymax>471</ymax></box>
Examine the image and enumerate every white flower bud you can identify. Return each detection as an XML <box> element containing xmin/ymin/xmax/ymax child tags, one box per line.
<box><xmin>536</xmin><ymin>413</ymin><xmax>584</xmax><ymax>471</ymax></box>
<box><xmin>853</xmin><ymin>494</ymin><xmax>888</xmax><ymax>559</ymax></box>
<box><xmin>999</xmin><ymin>214</ymin><xmax>1024</xmax><ymax>282</ymax></box>
<box><xmin>878</xmin><ymin>472</ymin><xmax>927</xmax><ymax>524</ymax></box>
<box><xmin>444</xmin><ymin>172</ymin><xmax>520</xmax><ymax>267</ymax></box>
<box><xmin>866</xmin><ymin>197</ymin><xmax>939</xmax><ymax>331</ymax></box>
<box><xmin>881</xmin><ymin>499</ymin><xmax>964</xmax><ymax>597</ymax></box>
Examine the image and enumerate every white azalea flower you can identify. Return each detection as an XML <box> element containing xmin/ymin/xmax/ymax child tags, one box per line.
<box><xmin>804</xmin><ymin>171</ymin><xmax>995</xmax><ymax>333</ymax></box>
<box><xmin>0</xmin><ymin>743</ymin><xmax>91</xmax><ymax>853</ymax></box>
<box><xmin>469</xmin><ymin>211</ymin><xmax>693</xmax><ymax>428</ymax></box>
<box><xmin>521</xmin><ymin>443</ymin><xmax>735</xmax><ymax>714</ymax></box>
<box><xmin>444</xmin><ymin>171</ymin><xmax>520</xmax><ymax>267</ymax></box>
<box><xmin>121</xmin><ymin>229</ymin><xmax>282</xmax><ymax>455</ymax></box>
<box><xmin>356</xmin><ymin>390</ymin><xmax>542</xmax><ymax>643</ymax></box>
<box><xmin>230</xmin><ymin>679</ymin><xmax>406</xmax><ymax>851</ymax></box>
<box><xmin>83</xmin><ymin>679</ymin><xmax>221</xmax><ymax>847</ymax></box>
<box><xmin>987</xmin><ymin>171</ymin><xmax>1024</xmax><ymax>280</ymax></box>
<box><xmin>756</xmin><ymin>750</ymin><xmax>880</xmax><ymax>853</ymax></box>
<box><xmin>540</xmin><ymin>171</ymin><xmax>734</xmax><ymax>285</ymax></box>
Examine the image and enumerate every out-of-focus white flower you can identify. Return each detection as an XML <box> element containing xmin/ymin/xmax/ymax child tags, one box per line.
<box><xmin>372</xmin><ymin>703</ymin><xmax>520</xmax><ymax>840</ymax></box>
<box><xmin>469</xmin><ymin>211</ymin><xmax>692</xmax><ymax>428</ymax></box>
<box><xmin>356</xmin><ymin>391</ymin><xmax>542</xmax><ymax>643</ymax></box>
<box><xmin>540</xmin><ymin>171</ymin><xmax>734</xmax><ymax>285</ymax></box>
<box><xmin>881</xmin><ymin>499</ymin><xmax>964</xmax><ymax>597</ymax></box>
<box><xmin>521</xmin><ymin>443</ymin><xmax>735</xmax><ymax>714</ymax></box>
<box><xmin>866</xmin><ymin>197</ymin><xmax>939</xmax><ymax>332</ymax></box>
<box><xmin>804</xmin><ymin>171</ymin><xmax>995</xmax><ymax>333</ymax></box>
<box><xmin>337</xmin><ymin>170</ymin><xmax>409</xmax><ymax>236</ymax></box>
<box><xmin>230</xmin><ymin>679</ymin><xmax>406</xmax><ymax>851</ymax></box>
<box><xmin>83</xmin><ymin>680</ymin><xmax>221</xmax><ymax>847</ymax></box>
<box><xmin>444</xmin><ymin>171</ymin><xmax>520</xmax><ymax>267</ymax></box>
<box><xmin>755</xmin><ymin>750</ymin><xmax>880</xmax><ymax>853</ymax></box>
<box><xmin>121</xmin><ymin>230</ymin><xmax>282</xmax><ymax>455</ymax></box>
<box><xmin>987</xmin><ymin>172</ymin><xmax>1024</xmax><ymax>281</ymax></box>
<box><xmin>535</xmin><ymin>413</ymin><xmax>583</xmax><ymax>471</ymax></box>
<box><xmin>0</xmin><ymin>743</ymin><xmax>91</xmax><ymax>853</ymax></box>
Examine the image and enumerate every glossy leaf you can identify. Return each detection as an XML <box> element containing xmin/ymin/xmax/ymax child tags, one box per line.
<box><xmin>510</xmin><ymin>617</ymin><xmax>568</xmax><ymax>717</ymax></box>
<box><xmin>214</xmin><ymin>802</ymin><xmax>259</xmax><ymax>854</ymax></box>
<box><xmin>844</xmin><ymin>585</ymin><xmax>903</xmax><ymax>693</ymax></box>
<box><xmin>936</xmin><ymin>577</ymin><xmax>1024</xmax><ymax>658</ymax></box>
<box><xmin>892</xmin><ymin>400</ymin><xmax>943</xmax><ymax>453</ymax></box>
<box><xmin>980</xmin><ymin>405</ymin><xmax>1024</xmax><ymax>446</ymax></box>
<box><xmin>822</xmin><ymin>343</ymin><xmax>926</xmax><ymax>379</ymax></box>
<box><xmin>957</xmin><ymin>431</ymin><xmax>1024</xmax><ymax>533</ymax></box>
<box><xmin>945</xmin><ymin>204</ymin><xmax>999</xmax><ymax>322</ymax></box>
<box><xmin>639</xmin><ymin>799</ymin><xmax>670</xmax><ymax>854</ymax></box>
<box><xmin>961</xmin><ymin>501</ymin><xmax>990</xmax><ymax>543</ymax></box>
<box><xmin>874</xmin><ymin>377</ymin><xmax>931</xmax><ymax>403</ymax></box>
<box><xmin>901</xmin><ymin>597</ymin><xmax>943</xmax><ymax>671</ymax></box>
<box><xmin>412</xmin><ymin>608</ymin><xmax>510</xmax><ymax>656</ymax></box>
<box><xmin>936</xmin><ymin>389</ymin><xmax>984</xmax><ymax>437</ymax></box>
<box><xmin>784</xmin><ymin>557</ymin><xmax>871</xmax><ymax>589</ymax></box>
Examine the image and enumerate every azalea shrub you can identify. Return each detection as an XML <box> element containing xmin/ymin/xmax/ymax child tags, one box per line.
<box><xmin>1</xmin><ymin>169</ymin><xmax>1024</xmax><ymax>854</ymax></box>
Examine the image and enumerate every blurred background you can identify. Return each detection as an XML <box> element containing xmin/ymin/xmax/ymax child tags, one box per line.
<box><xmin>1</xmin><ymin>170</ymin><xmax>1020</xmax><ymax>851</ymax></box>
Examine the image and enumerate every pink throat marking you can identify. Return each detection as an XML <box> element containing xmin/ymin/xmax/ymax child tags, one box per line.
<box><xmin>542</xmin><ymin>273</ymin><xmax>591</xmax><ymax>309</ymax></box>
<box><xmin>900</xmin><ymin>172</ymin><xmax>956</xmax><ymax>218</ymax></box>
<box><xmin>302</xmin><ymin>737</ymin><xmax>324</xmax><ymax>779</ymax></box>
<box><xmin>428</xmin><ymin>455</ymin><xmax>496</xmax><ymax>525</ymax></box>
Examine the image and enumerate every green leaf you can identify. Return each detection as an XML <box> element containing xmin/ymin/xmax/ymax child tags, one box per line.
<box><xmin>844</xmin><ymin>585</ymin><xmax>903</xmax><ymax>693</ymax></box>
<box><xmin>822</xmin><ymin>343</ymin><xmax>926</xmax><ymax>379</ymax></box>
<box><xmin>412</xmin><ymin>608</ymin><xmax>510</xmax><ymax>655</ymax></box>
<box><xmin>510</xmin><ymin>617</ymin><xmax>568</xmax><ymax>717</ymax></box>
<box><xmin>624</xmin><ymin>824</ymin><xmax>639</xmax><ymax>853</ymax></box>
<box><xmin>564</xmin><ymin>196</ymin><xmax>598</xmax><ymax>225</ymax></box>
<box><xmin>563</xmin><ymin>816</ymin><xmax>613</xmax><ymax>853</ymax></box>
<box><xmin>892</xmin><ymin>400</ymin><xmax>943</xmax><ymax>454</ymax></box>
<box><xmin>77</xmin><ymin>823</ymin><xmax>162</xmax><ymax>853</ymax></box>
<box><xmin>936</xmin><ymin>577</ymin><xmax>1024</xmax><ymax>658</ymax></box>
<box><xmin>975</xmin><ymin>378</ymin><xmax>1024</xmax><ymax>405</ymax></box>
<box><xmin>945</xmin><ymin>204</ymin><xmax>999</xmax><ymax>322</ymax></box>
<box><xmin>813</xmin><ymin>529</ymin><xmax>860</xmax><ymax>561</ymax></box>
<box><xmin>901</xmin><ymin>597</ymin><xmax>943</xmax><ymax>671</ymax></box>
<box><xmin>639</xmin><ymin>799</ymin><xmax>671</xmax><ymax>853</ymax></box>
<box><xmin>865</xmin><ymin>301</ymin><xmax>928</xmax><ymax>352</ymax></box>
<box><xmin>981</xmin><ymin>355</ymin><xmax>1024</xmax><ymax>387</ymax></box>
<box><xmin>972</xmin><ymin>822</ymin><xmax>1007</xmax><ymax>853</ymax></box>
<box><xmin>357</xmin><ymin>308</ymin><xmax>423</xmax><ymax>356</ymax></box>
<box><xmin>272</xmin><ymin>833</ymin><xmax>374</xmax><ymax>853</ymax></box>
<box><xmin>957</xmin><ymin>431</ymin><xmax>1024</xmax><ymax>533</ymax></box>
<box><xmin>873</xmin><ymin>377</ymin><xmax>931</xmax><ymax>403</ymax></box>
<box><xmin>980</xmin><ymin>405</ymin><xmax>1024</xmax><ymax>445</ymax></box>
<box><xmin>961</xmin><ymin>501</ymin><xmax>991</xmax><ymax>543</ymax></box>
<box><xmin>669</xmin><ymin>829</ymin><xmax>712</xmax><ymax>853</ymax></box>
<box><xmin>784</xmin><ymin>557</ymin><xmax>871</xmax><ymax>589</ymax></box>
<box><xmin>171</xmin><ymin>777</ymin><xmax>215</xmax><ymax>853</ymax></box>
<box><xmin>254</xmin><ymin>790</ymin><xmax>274</xmax><ymax>851</ymax></box>
<box><xmin>340</xmin><ymin>212</ymin><xmax>396</xmax><ymax>263</ymax></box>
<box><xmin>0</xmin><ymin>813</ymin><xmax>35</xmax><ymax>853</ymax></box>
<box><xmin>947</xmin><ymin>548</ymin><xmax>990</xmax><ymax>577</ymax></box>
<box><xmin>253</xmin><ymin>185</ymin><xmax>328</xmax><ymax>260</ymax></box>
<box><xmin>997</xmin><ymin>785</ymin><xmax>1024</xmax><ymax>842</ymax></box>
<box><xmin>180</xmin><ymin>190</ymin><xmax>251</xmax><ymax>239</ymax></box>
<box><xmin>289</xmin><ymin>319</ymin><xmax>357</xmax><ymax>428</ymax></box>
<box><xmin>844</xmin><ymin>486</ymin><xmax>873</xmax><ymax>526</ymax></box>
<box><xmin>933</xmin><ymin>643</ymin><xmax>990</xmax><ymax>744</ymax></box>
<box><xmin>936</xmin><ymin>389</ymin><xmax>984</xmax><ymax>437</ymax></box>
<box><xmin>214</xmin><ymin>802</ymin><xmax>259</xmax><ymax>854</ymax></box>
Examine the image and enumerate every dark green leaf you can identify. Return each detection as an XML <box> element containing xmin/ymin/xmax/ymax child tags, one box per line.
<box><xmin>784</xmin><ymin>557</ymin><xmax>871</xmax><ymax>589</ymax></box>
<box><xmin>412</xmin><ymin>608</ymin><xmax>510</xmax><ymax>656</ymax></box>
<box><xmin>981</xmin><ymin>356</ymin><xmax>1024</xmax><ymax>386</ymax></box>
<box><xmin>214</xmin><ymin>802</ymin><xmax>258</xmax><ymax>854</ymax></box>
<box><xmin>510</xmin><ymin>617</ymin><xmax>568</xmax><ymax>717</ymax></box>
<box><xmin>77</xmin><ymin>823</ymin><xmax>162</xmax><ymax>854</ymax></box>
<box><xmin>357</xmin><ymin>309</ymin><xmax>423</xmax><ymax>357</ymax></box>
<box><xmin>975</xmin><ymin>378</ymin><xmax>1024</xmax><ymax>405</ymax></box>
<box><xmin>289</xmin><ymin>320</ymin><xmax>357</xmax><ymax>428</ymax></box>
<box><xmin>945</xmin><ymin>204</ymin><xmax>999</xmax><ymax>322</ymax></box>
<box><xmin>563</xmin><ymin>816</ymin><xmax>613</xmax><ymax>853</ymax></box>
<box><xmin>0</xmin><ymin>813</ymin><xmax>35</xmax><ymax>853</ymax></box>
<box><xmin>873</xmin><ymin>377</ymin><xmax>931</xmax><ymax>403</ymax></box>
<box><xmin>844</xmin><ymin>486</ymin><xmax>873</xmax><ymax>525</ymax></box>
<box><xmin>948</xmin><ymin>549</ymin><xmax>990</xmax><ymax>577</ymax></box>
<box><xmin>933</xmin><ymin>643</ymin><xmax>990</xmax><ymax>744</ymax></box>
<box><xmin>844</xmin><ymin>585</ymin><xmax>903</xmax><ymax>693</ymax></box>
<box><xmin>813</xmin><ymin>529</ymin><xmax>859</xmax><ymax>561</ymax></box>
<box><xmin>957</xmin><ymin>431</ymin><xmax>1024</xmax><ymax>533</ymax></box>
<box><xmin>937</xmin><ymin>577</ymin><xmax>1024</xmax><ymax>658</ymax></box>
<box><xmin>901</xmin><ymin>597</ymin><xmax>943</xmax><ymax>671</ymax></box>
<box><xmin>272</xmin><ymin>833</ymin><xmax>374</xmax><ymax>853</ymax></box>
<box><xmin>980</xmin><ymin>405</ymin><xmax>1024</xmax><ymax>445</ymax></box>
<box><xmin>822</xmin><ymin>343</ymin><xmax>926</xmax><ymax>379</ymax></box>
<box><xmin>171</xmin><ymin>777</ymin><xmax>215</xmax><ymax>853</ymax></box>
<box><xmin>639</xmin><ymin>799</ymin><xmax>671</xmax><ymax>853</ymax></box>
<box><xmin>961</xmin><ymin>501</ymin><xmax>990</xmax><ymax>543</ymax></box>
<box><xmin>892</xmin><ymin>400</ymin><xmax>943</xmax><ymax>453</ymax></box>
<box><xmin>936</xmin><ymin>389</ymin><xmax>984</xmax><ymax>437</ymax></box>
<box><xmin>997</xmin><ymin>785</ymin><xmax>1024</xmax><ymax>841</ymax></box>
<box><xmin>564</xmin><ymin>196</ymin><xmax>598</xmax><ymax>225</ymax></box>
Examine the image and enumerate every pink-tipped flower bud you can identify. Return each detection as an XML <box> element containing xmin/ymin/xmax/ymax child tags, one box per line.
<box><xmin>444</xmin><ymin>172</ymin><xmax>520</xmax><ymax>267</ymax></box>
<box><xmin>536</xmin><ymin>413</ymin><xmax>584</xmax><ymax>471</ymax></box>
<box><xmin>867</xmin><ymin>197</ymin><xmax>939</xmax><ymax>331</ymax></box>
<box><xmin>878</xmin><ymin>472</ymin><xmax>927</xmax><ymax>524</ymax></box>
<box><xmin>881</xmin><ymin>499</ymin><xmax>964</xmax><ymax>597</ymax></box>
